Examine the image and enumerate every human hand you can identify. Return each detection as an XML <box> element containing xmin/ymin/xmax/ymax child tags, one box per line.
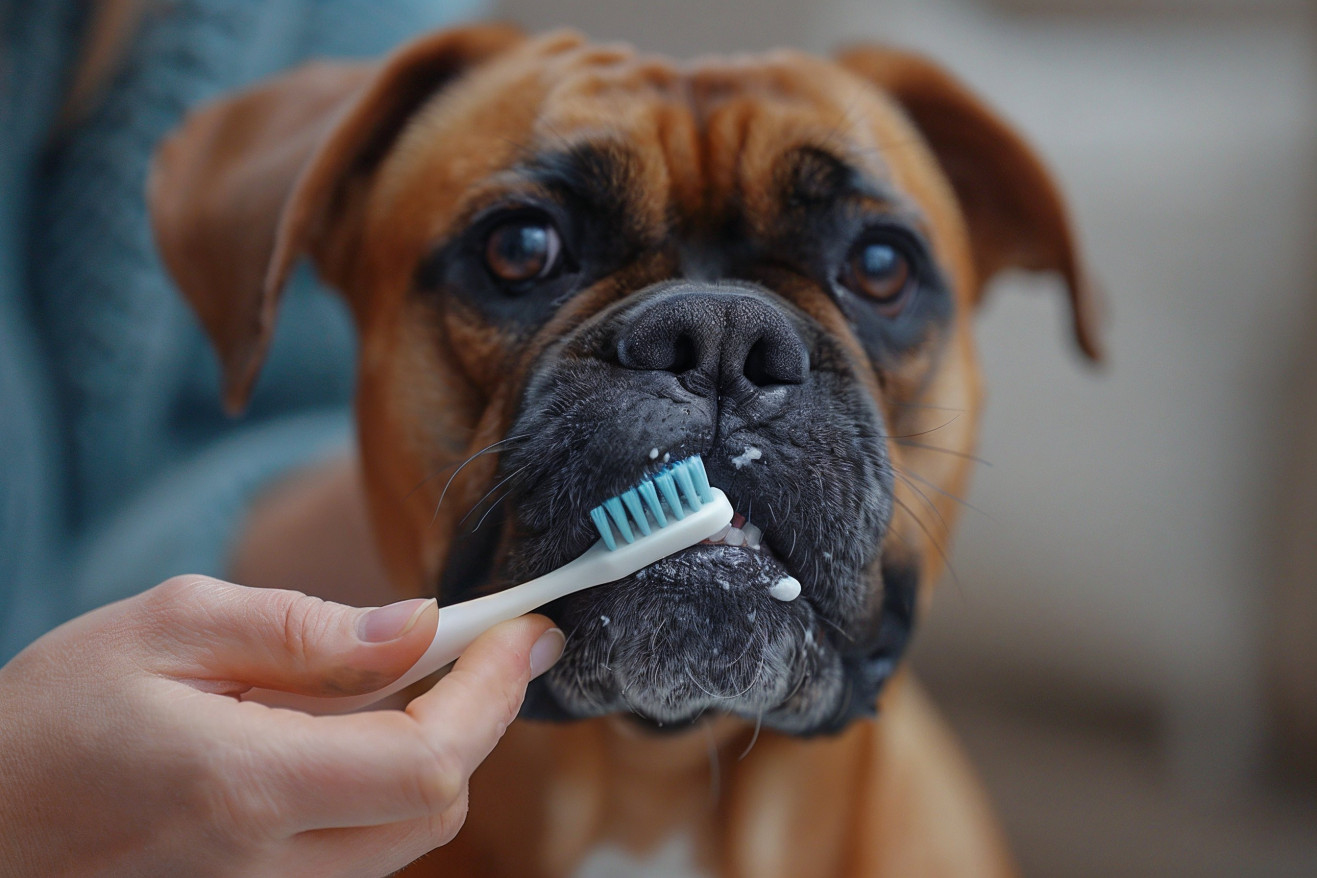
<box><xmin>0</xmin><ymin>575</ymin><xmax>564</xmax><ymax>877</ymax></box>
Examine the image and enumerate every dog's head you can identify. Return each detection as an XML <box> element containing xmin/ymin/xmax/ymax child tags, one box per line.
<box><xmin>151</xmin><ymin>25</ymin><xmax>1100</xmax><ymax>735</ymax></box>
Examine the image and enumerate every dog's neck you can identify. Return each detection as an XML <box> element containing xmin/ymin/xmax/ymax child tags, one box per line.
<box><xmin>454</xmin><ymin>714</ymin><xmax>755</xmax><ymax>874</ymax></box>
<box><xmin>569</xmin><ymin>716</ymin><xmax>752</xmax><ymax>854</ymax></box>
<box><xmin>600</xmin><ymin>714</ymin><xmax>750</xmax><ymax>774</ymax></box>
<box><xmin>452</xmin><ymin>704</ymin><xmax>894</xmax><ymax>878</ymax></box>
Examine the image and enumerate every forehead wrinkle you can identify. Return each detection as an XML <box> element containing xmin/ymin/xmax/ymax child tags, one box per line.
<box><xmin>785</xmin><ymin>146</ymin><xmax>934</xmax><ymax>239</ymax></box>
<box><xmin>683</xmin><ymin>63</ymin><xmax>898</xmax><ymax>237</ymax></box>
<box><xmin>520</xmin><ymin>142</ymin><xmax>636</xmax><ymax>212</ymax></box>
<box><xmin>529</xmin><ymin>51</ymin><xmax>909</xmax><ymax>247</ymax></box>
<box><xmin>534</xmin><ymin>77</ymin><xmax>693</xmax><ymax>241</ymax></box>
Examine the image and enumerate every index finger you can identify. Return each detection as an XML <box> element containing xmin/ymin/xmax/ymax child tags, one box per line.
<box><xmin>406</xmin><ymin>615</ymin><xmax>561</xmax><ymax>782</ymax></box>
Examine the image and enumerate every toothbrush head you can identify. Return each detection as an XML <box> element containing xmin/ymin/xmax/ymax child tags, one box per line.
<box><xmin>589</xmin><ymin>455</ymin><xmax>719</xmax><ymax>551</ymax></box>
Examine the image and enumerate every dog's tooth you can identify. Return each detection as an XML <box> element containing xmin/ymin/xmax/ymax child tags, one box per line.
<box><xmin>710</xmin><ymin>524</ymin><xmax>732</xmax><ymax>543</ymax></box>
<box><xmin>725</xmin><ymin>527</ymin><xmax>745</xmax><ymax>547</ymax></box>
<box><xmin>768</xmin><ymin>575</ymin><xmax>801</xmax><ymax>602</ymax></box>
<box><xmin>742</xmin><ymin>522</ymin><xmax>762</xmax><ymax>549</ymax></box>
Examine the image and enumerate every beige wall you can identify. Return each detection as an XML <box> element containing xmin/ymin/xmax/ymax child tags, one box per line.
<box><xmin>490</xmin><ymin>0</ymin><xmax>820</xmax><ymax>54</ymax></box>
<box><xmin>1273</xmin><ymin>305</ymin><xmax>1317</xmax><ymax>779</ymax></box>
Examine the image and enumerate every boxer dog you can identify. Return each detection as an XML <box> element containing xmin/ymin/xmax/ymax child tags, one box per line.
<box><xmin>150</xmin><ymin>24</ymin><xmax>1100</xmax><ymax>877</ymax></box>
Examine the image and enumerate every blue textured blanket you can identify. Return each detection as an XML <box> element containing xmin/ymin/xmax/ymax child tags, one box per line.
<box><xmin>0</xmin><ymin>0</ymin><xmax>483</xmax><ymax>660</ymax></box>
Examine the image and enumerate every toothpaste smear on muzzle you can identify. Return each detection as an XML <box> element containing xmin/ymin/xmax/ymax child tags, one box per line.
<box><xmin>730</xmin><ymin>446</ymin><xmax>763</xmax><ymax>469</ymax></box>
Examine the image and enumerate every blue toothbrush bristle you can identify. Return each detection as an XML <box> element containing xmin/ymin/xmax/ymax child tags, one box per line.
<box><xmin>655</xmin><ymin>472</ymin><xmax>684</xmax><ymax>521</ymax></box>
<box><xmin>638</xmin><ymin>481</ymin><xmax>666</xmax><ymax>528</ymax></box>
<box><xmin>689</xmin><ymin>456</ymin><xmax>714</xmax><ymax>503</ymax></box>
<box><xmin>590</xmin><ymin>507</ymin><xmax>616</xmax><ymax>551</ymax></box>
<box><xmin>603</xmin><ymin>497</ymin><xmax>634</xmax><ymax>544</ymax></box>
<box><xmin>589</xmin><ymin>455</ymin><xmax>716</xmax><ymax>549</ymax></box>
<box><xmin>620</xmin><ymin>489</ymin><xmax>651</xmax><ymax>536</ymax></box>
<box><xmin>673</xmin><ymin>465</ymin><xmax>698</xmax><ymax>509</ymax></box>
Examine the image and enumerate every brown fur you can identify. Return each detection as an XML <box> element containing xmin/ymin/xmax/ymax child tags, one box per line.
<box><xmin>150</xmin><ymin>24</ymin><xmax>1100</xmax><ymax>877</ymax></box>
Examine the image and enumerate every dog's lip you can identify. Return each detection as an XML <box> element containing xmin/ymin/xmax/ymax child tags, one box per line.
<box><xmin>635</xmin><ymin>539</ymin><xmax>793</xmax><ymax>590</ymax></box>
<box><xmin>645</xmin><ymin>503</ymin><xmax>796</xmax><ymax>589</ymax></box>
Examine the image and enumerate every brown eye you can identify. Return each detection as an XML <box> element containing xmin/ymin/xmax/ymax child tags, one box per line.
<box><xmin>484</xmin><ymin>217</ymin><xmax>562</xmax><ymax>285</ymax></box>
<box><xmin>845</xmin><ymin>240</ymin><xmax>914</xmax><ymax>311</ymax></box>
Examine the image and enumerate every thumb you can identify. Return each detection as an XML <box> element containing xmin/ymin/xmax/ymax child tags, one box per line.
<box><xmin>131</xmin><ymin>575</ymin><xmax>439</xmax><ymax>697</ymax></box>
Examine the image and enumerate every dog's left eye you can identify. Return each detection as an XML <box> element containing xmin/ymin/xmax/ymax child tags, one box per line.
<box><xmin>484</xmin><ymin>216</ymin><xmax>563</xmax><ymax>287</ymax></box>
<box><xmin>841</xmin><ymin>236</ymin><xmax>917</xmax><ymax>315</ymax></box>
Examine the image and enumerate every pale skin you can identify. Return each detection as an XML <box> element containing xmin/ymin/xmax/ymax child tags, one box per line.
<box><xmin>0</xmin><ymin>456</ymin><xmax>559</xmax><ymax>877</ymax></box>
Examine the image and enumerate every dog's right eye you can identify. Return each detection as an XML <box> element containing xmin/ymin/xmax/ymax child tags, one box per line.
<box><xmin>484</xmin><ymin>216</ymin><xmax>563</xmax><ymax>288</ymax></box>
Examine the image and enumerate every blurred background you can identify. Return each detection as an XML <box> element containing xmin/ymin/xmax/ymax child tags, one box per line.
<box><xmin>10</xmin><ymin>0</ymin><xmax>1313</xmax><ymax>874</ymax></box>
<box><xmin>489</xmin><ymin>1</ymin><xmax>1317</xmax><ymax>875</ymax></box>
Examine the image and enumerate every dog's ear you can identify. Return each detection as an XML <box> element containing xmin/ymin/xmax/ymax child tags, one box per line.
<box><xmin>149</xmin><ymin>23</ymin><xmax>525</xmax><ymax>412</ymax></box>
<box><xmin>836</xmin><ymin>46</ymin><xmax>1103</xmax><ymax>362</ymax></box>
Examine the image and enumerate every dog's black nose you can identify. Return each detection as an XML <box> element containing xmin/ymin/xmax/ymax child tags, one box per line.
<box><xmin>616</xmin><ymin>288</ymin><xmax>808</xmax><ymax>392</ymax></box>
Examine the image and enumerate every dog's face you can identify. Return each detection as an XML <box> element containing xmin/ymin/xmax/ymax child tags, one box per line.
<box><xmin>152</xmin><ymin>26</ymin><xmax>1099</xmax><ymax>735</ymax></box>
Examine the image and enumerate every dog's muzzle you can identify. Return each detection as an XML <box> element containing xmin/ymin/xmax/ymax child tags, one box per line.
<box><xmin>468</xmin><ymin>281</ymin><xmax>903</xmax><ymax>734</ymax></box>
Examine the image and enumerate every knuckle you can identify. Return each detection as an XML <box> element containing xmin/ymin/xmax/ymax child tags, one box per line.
<box><xmin>439</xmin><ymin>788</ymin><xmax>471</xmax><ymax>845</ymax></box>
<box><xmin>134</xmin><ymin>577</ymin><xmax>228</xmax><ymax>647</ymax></box>
<box><xmin>272</xmin><ymin>593</ymin><xmax>335</xmax><ymax>665</ymax></box>
<box><xmin>425</xmin><ymin>787</ymin><xmax>470</xmax><ymax>850</ymax></box>
<box><xmin>172</xmin><ymin>747</ymin><xmax>280</xmax><ymax>862</ymax></box>
<box><xmin>205</xmin><ymin>751</ymin><xmax>290</xmax><ymax>847</ymax></box>
<box><xmin>500</xmin><ymin>683</ymin><xmax>526</xmax><ymax>727</ymax></box>
<box><xmin>413</xmin><ymin>738</ymin><xmax>466</xmax><ymax>815</ymax></box>
<box><xmin>143</xmin><ymin>574</ymin><xmax>216</xmax><ymax>618</ymax></box>
<box><xmin>468</xmin><ymin>663</ymin><xmax>527</xmax><ymax>730</ymax></box>
<box><xmin>462</xmin><ymin>666</ymin><xmax>525</xmax><ymax>727</ymax></box>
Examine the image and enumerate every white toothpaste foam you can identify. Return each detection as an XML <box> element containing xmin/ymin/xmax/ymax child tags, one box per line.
<box><xmin>731</xmin><ymin>446</ymin><xmax>762</xmax><ymax>469</ymax></box>
<box><xmin>768</xmin><ymin>575</ymin><xmax>801</xmax><ymax>602</ymax></box>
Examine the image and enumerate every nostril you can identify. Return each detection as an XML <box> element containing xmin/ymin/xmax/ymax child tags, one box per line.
<box><xmin>670</xmin><ymin>334</ymin><xmax>698</xmax><ymax>374</ymax></box>
<box><xmin>743</xmin><ymin>335</ymin><xmax>809</xmax><ymax>387</ymax></box>
<box><xmin>743</xmin><ymin>338</ymin><xmax>775</xmax><ymax>387</ymax></box>
<box><xmin>617</xmin><ymin>329</ymin><xmax>701</xmax><ymax>374</ymax></box>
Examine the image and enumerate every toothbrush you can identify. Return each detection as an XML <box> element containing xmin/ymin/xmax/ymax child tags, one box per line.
<box><xmin>243</xmin><ymin>455</ymin><xmax>733</xmax><ymax>714</ymax></box>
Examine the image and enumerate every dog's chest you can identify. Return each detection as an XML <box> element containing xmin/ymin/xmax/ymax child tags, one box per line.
<box><xmin>574</xmin><ymin>834</ymin><xmax>708</xmax><ymax>878</ymax></box>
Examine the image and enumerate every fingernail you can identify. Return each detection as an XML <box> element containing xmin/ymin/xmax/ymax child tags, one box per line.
<box><xmin>358</xmin><ymin>598</ymin><xmax>435</xmax><ymax>643</ymax></box>
<box><xmin>529</xmin><ymin>628</ymin><xmax>566</xmax><ymax>679</ymax></box>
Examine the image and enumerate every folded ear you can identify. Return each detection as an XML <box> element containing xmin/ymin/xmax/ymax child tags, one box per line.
<box><xmin>836</xmin><ymin>46</ymin><xmax>1103</xmax><ymax>362</ymax></box>
<box><xmin>149</xmin><ymin>23</ymin><xmax>525</xmax><ymax>412</ymax></box>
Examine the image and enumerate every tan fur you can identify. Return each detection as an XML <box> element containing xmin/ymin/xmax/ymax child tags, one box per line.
<box><xmin>150</xmin><ymin>25</ymin><xmax>1101</xmax><ymax>877</ymax></box>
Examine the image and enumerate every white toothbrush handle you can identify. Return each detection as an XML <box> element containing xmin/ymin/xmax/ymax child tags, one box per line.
<box><xmin>243</xmin><ymin>489</ymin><xmax>732</xmax><ymax>715</ymax></box>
